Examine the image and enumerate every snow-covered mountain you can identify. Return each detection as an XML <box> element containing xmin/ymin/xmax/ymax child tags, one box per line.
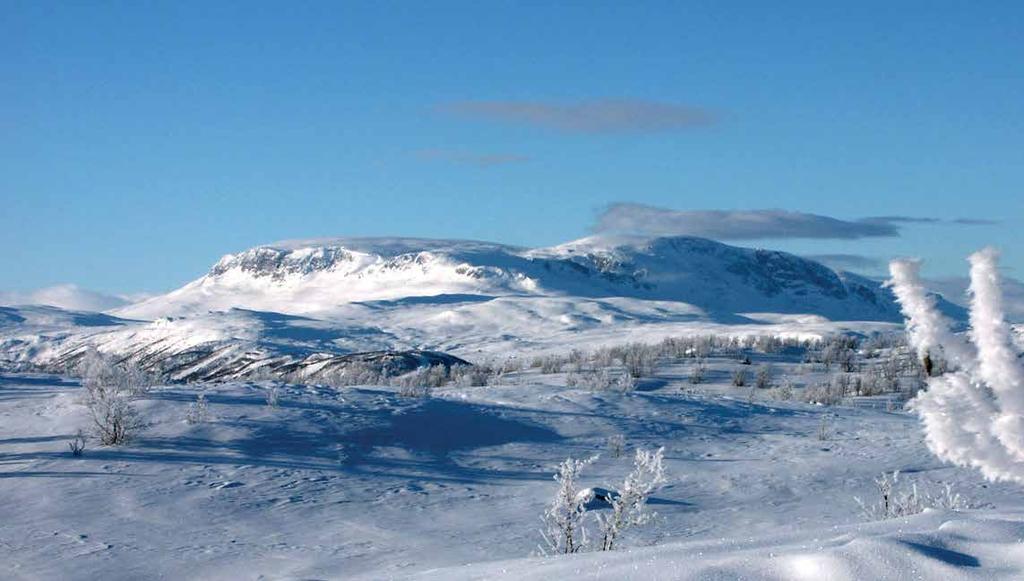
<box><xmin>116</xmin><ymin>235</ymin><xmax>911</xmax><ymax>321</ymax></box>
<box><xmin>2</xmin><ymin>235</ymin><xmax>961</xmax><ymax>380</ymax></box>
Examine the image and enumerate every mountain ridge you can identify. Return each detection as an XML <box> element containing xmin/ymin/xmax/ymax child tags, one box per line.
<box><xmin>114</xmin><ymin>234</ymin><xmax>916</xmax><ymax>323</ymax></box>
<box><xmin>1</xmin><ymin>234</ymin><xmax>968</xmax><ymax>382</ymax></box>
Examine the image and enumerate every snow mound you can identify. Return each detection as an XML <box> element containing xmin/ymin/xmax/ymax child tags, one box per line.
<box><xmin>416</xmin><ymin>509</ymin><xmax>1024</xmax><ymax>580</ymax></box>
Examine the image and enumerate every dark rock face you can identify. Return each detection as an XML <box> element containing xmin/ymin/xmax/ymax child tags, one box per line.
<box><xmin>50</xmin><ymin>342</ymin><xmax>470</xmax><ymax>384</ymax></box>
<box><xmin>211</xmin><ymin>247</ymin><xmax>357</xmax><ymax>279</ymax></box>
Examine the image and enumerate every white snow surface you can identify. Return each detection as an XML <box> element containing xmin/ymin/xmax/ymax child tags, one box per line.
<box><xmin>3</xmin><ymin>362</ymin><xmax>1023</xmax><ymax>580</ymax></box>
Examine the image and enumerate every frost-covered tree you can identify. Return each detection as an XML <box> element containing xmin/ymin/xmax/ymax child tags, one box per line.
<box><xmin>80</xmin><ymin>350</ymin><xmax>145</xmax><ymax>445</ymax></box>
<box><xmin>540</xmin><ymin>455</ymin><xmax>597</xmax><ymax>555</ymax></box>
<box><xmin>889</xmin><ymin>248</ymin><xmax>1024</xmax><ymax>483</ymax></box>
<box><xmin>597</xmin><ymin>447</ymin><xmax>667</xmax><ymax>551</ymax></box>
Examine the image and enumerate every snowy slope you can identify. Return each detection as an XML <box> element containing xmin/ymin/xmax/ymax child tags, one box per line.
<box><xmin>115</xmin><ymin>235</ymin><xmax>912</xmax><ymax>322</ymax></box>
<box><xmin>3</xmin><ymin>365</ymin><xmax>1023</xmax><ymax>580</ymax></box>
<box><xmin>2</xmin><ymin>235</ymin><xmax>965</xmax><ymax>380</ymax></box>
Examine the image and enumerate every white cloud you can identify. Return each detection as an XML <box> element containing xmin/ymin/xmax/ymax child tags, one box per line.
<box><xmin>0</xmin><ymin>284</ymin><xmax>138</xmax><ymax>312</ymax></box>
<box><xmin>441</xmin><ymin>99</ymin><xmax>715</xmax><ymax>133</ymax></box>
<box><xmin>594</xmin><ymin>205</ymin><xmax>901</xmax><ymax>240</ymax></box>
<box><xmin>803</xmin><ymin>253</ymin><xmax>885</xmax><ymax>273</ymax></box>
<box><xmin>594</xmin><ymin>204</ymin><xmax>997</xmax><ymax>241</ymax></box>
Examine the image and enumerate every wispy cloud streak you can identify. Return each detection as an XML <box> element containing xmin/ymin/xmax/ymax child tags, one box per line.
<box><xmin>440</xmin><ymin>99</ymin><xmax>715</xmax><ymax>133</ymax></box>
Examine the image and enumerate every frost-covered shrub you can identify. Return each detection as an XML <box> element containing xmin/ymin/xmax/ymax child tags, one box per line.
<box><xmin>185</xmin><ymin>393</ymin><xmax>209</xmax><ymax>425</ymax></box>
<box><xmin>755</xmin><ymin>366</ymin><xmax>773</xmax><ymax>389</ymax></box>
<box><xmin>393</xmin><ymin>365</ymin><xmax>448</xmax><ymax>397</ymax></box>
<box><xmin>817</xmin><ymin>413</ymin><xmax>833</xmax><ymax>441</ymax></box>
<box><xmin>68</xmin><ymin>430</ymin><xmax>86</xmax><ymax>457</ymax></box>
<box><xmin>265</xmin><ymin>386</ymin><xmax>280</xmax><ymax>408</ymax></box>
<box><xmin>811</xmin><ymin>335</ymin><xmax>859</xmax><ymax>372</ymax></box>
<box><xmin>857</xmin><ymin>373</ymin><xmax>888</xmax><ymax>396</ymax></box>
<box><xmin>533</xmin><ymin>355</ymin><xmax>566</xmax><ymax>374</ymax></box>
<box><xmin>540</xmin><ymin>455</ymin><xmax>597</xmax><ymax>555</ymax></box>
<box><xmin>855</xmin><ymin>471</ymin><xmax>973</xmax><ymax>520</ymax></box>
<box><xmin>81</xmin><ymin>350</ymin><xmax>145</xmax><ymax>446</ymax></box>
<box><xmin>317</xmin><ymin>360</ymin><xmax>384</xmax><ymax>386</ymax></box>
<box><xmin>731</xmin><ymin>368</ymin><xmax>748</xmax><ymax>387</ymax></box>
<box><xmin>688</xmin><ymin>358</ymin><xmax>707</xmax><ymax>384</ymax></box>
<box><xmin>767</xmin><ymin>379</ymin><xmax>795</xmax><ymax>401</ymax></box>
<box><xmin>498</xmin><ymin>357</ymin><xmax>524</xmax><ymax>375</ymax></box>
<box><xmin>801</xmin><ymin>382</ymin><xmax>845</xmax><ymax>406</ymax></box>
<box><xmin>869</xmin><ymin>358</ymin><xmax>901</xmax><ymax>393</ymax></box>
<box><xmin>589</xmin><ymin>347</ymin><xmax>618</xmax><ymax>368</ymax></box>
<box><xmin>597</xmin><ymin>447</ymin><xmax>667</xmax><ymax>551</ymax></box>
<box><xmin>449</xmin><ymin>364</ymin><xmax>490</xmax><ymax>387</ymax></box>
<box><xmin>832</xmin><ymin>372</ymin><xmax>852</xmax><ymax>395</ymax></box>
<box><xmin>620</xmin><ymin>343</ymin><xmax>657</xmax><ymax>378</ymax></box>
<box><xmin>607</xmin><ymin>434</ymin><xmax>626</xmax><ymax>458</ymax></box>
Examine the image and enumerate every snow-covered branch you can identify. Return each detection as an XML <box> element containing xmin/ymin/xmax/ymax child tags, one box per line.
<box><xmin>889</xmin><ymin>249</ymin><xmax>1024</xmax><ymax>482</ymax></box>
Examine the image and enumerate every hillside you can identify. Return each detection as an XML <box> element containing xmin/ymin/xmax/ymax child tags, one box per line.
<box><xmin>2</xmin><ymin>235</ymin><xmax>961</xmax><ymax>381</ymax></box>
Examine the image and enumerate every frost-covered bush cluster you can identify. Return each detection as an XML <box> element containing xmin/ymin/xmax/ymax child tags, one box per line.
<box><xmin>315</xmin><ymin>361</ymin><xmax>385</xmax><ymax>386</ymax></box>
<box><xmin>619</xmin><ymin>343</ymin><xmax>657</xmax><ymax>378</ymax></box>
<box><xmin>800</xmin><ymin>382</ymin><xmax>846</xmax><ymax>406</ymax></box>
<box><xmin>889</xmin><ymin>248</ymin><xmax>1024</xmax><ymax>483</ymax></box>
<box><xmin>566</xmin><ymin>369</ymin><xmax>636</xmax><ymax>393</ymax></box>
<box><xmin>448</xmin><ymin>364</ymin><xmax>492</xmax><ymax>387</ymax></box>
<box><xmin>391</xmin><ymin>362</ymin><xmax>514</xmax><ymax>396</ymax></box>
<box><xmin>185</xmin><ymin>393</ymin><xmax>209</xmax><ymax>424</ymax></box>
<box><xmin>806</xmin><ymin>335</ymin><xmax>858</xmax><ymax>372</ymax></box>
<box><xmin>855</xmin><ymin>471</ymin><xmax>973</xmax><ymax>520</ymax></box>
<box><xmin>392</xmin><ymin>365</ymin><xmax>449</xmax><ymax>397</ymax></box>
<box><xmin>78</xmin><ymin>349</ymin><xmax>148</xmax><ymax>446</ymax></box>
<box><xmin>298</xmin><ymin>359</ymin><xmax>514</xmax><ymax>393</ymax></box>
<box><xmin>540</xmin><ymin>447</ymin><xmax>667</xmax><ymax>555</ymax></box>
<box><xmin>526</xmin><ymin>334</ymin><xmax>818</xmax><ymax>381</ymax></box>
<box><xmin>532</xmin><ymin>355</ymin><xmax>566</xmax><ymax>374</ymax></box>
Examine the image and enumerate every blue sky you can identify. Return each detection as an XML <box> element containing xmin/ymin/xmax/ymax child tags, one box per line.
<box><xmin>2</xmin><ymin>1</ymin><xmax>1022</xmax><ymax>293</ymax></box>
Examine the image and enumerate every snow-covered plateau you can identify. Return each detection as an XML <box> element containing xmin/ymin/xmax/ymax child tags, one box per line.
<box><xmin>2</xmin><ymin>235</ymin><xmax>1021</xmax><ymax>580</ymax></box>
<box><xmin>0</xmin><ymin>235</ymin><xmax>961</xmax><ymax>380</ymax></box>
